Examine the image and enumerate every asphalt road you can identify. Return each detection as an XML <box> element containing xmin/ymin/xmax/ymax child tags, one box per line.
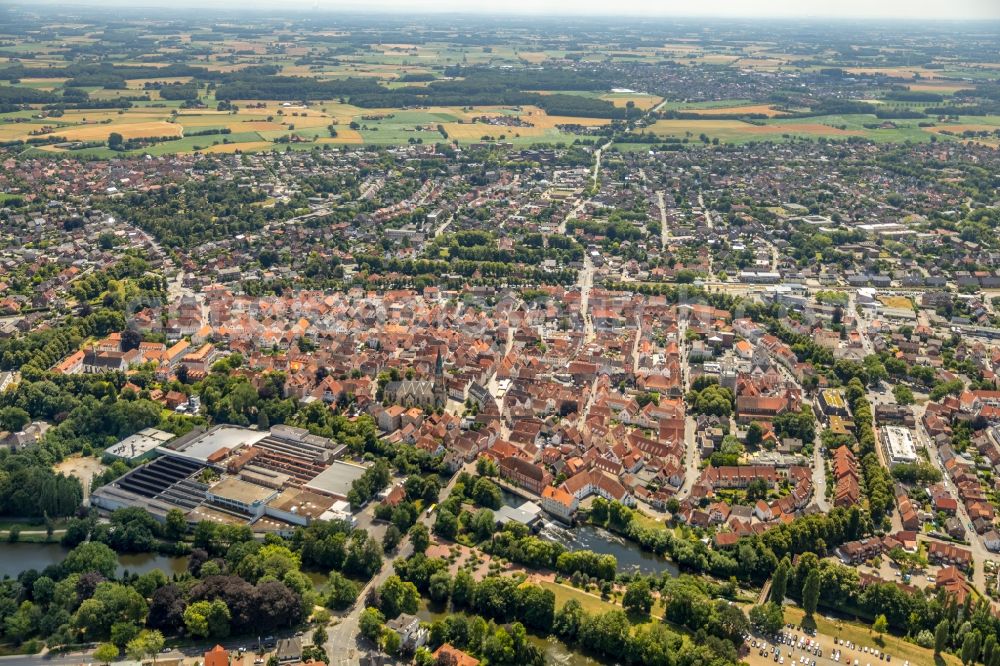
<box><xmin>324</xmin><ymin>464</ymin><xmax>467</xmax><ymax>665</ymax></box>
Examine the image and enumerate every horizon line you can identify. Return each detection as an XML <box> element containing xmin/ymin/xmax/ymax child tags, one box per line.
<box><xmin>6</xmin><ymin>2</ymin><xmax>1000</xmax><ymax>22</ymax></box>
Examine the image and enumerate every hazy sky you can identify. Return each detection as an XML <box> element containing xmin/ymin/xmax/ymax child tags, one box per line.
<box><xmin>39</xmin><ymin>0</ymin><xmax>1000</xmax><ymax>19</ymax></box>
<box><xmin>325</xmin><ymin>0</ymin><xmax>1000</xmax><ymax>19</ymax></box>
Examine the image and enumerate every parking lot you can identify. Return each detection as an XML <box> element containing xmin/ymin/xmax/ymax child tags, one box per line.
<box><xmin>745</xmin><ymin>624</ymin><xmax>906</xmax><ymax>666</ymax></box>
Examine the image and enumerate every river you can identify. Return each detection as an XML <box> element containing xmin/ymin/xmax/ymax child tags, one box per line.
<box><xmin>538</xmin><ymin>521</ymin><xmax>679</xmax><ymax>577</ymax></box>
<box><xmin>500</xmin><ymin>488</ymin><xmax>680</xmax><ymax>577</ymax></box>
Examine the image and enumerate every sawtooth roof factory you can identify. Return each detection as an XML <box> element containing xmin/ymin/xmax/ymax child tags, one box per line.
<box><xmin>92</xmin><ymin>423</ymin><xmax>365</xmax><ymax>534</ymax></box>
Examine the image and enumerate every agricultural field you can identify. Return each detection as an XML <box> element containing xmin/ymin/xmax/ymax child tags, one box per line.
<box><xmin>639</xmin><ymin>113</ymin><xmax>1000</xmax><ymax>145</ymax></box>
<box><xmin>2</xmin><ymin>14</ymin><xmax>1000</xmax><ymax>155</ymax></box>
<box><xmin>0</xmin><ymin>100</ymin><xmax>608</xmax><ymax>155</ymax></box>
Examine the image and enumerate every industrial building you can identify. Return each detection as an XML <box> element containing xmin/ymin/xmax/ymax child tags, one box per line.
<box><xmin>91</xmin><ymin>455</ymin><xmax>209</xmax><ymax>519</ymax></box>
<box><xmin>92</xmin><ymin>423</ymin><xmax>364</xmax><ymax>529</ymax></box>
<box><xmin>104</xmin><ymin>427</ymin><xmax>175</xmax><ymax>462</ymax></box>
<box><xmin>304</xmin><ymin>461</ymin><xmax>370</xmax><ymax>500</ymax></box>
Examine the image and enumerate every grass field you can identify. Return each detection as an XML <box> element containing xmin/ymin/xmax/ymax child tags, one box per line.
<box><xmin>639</xmin><ymin>112</ymin><xmax>994</xmax><ymax>145</ymax></box>
<box><xmin>646</xmin><ymin>118</ymin><xmax>864</xmax><ymax>143</ymax></box>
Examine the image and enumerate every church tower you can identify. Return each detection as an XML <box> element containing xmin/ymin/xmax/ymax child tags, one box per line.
<box><xmin>433</xmin><ymin>347</ymin><xmax>447</xmax><ymax>408</ymax></box>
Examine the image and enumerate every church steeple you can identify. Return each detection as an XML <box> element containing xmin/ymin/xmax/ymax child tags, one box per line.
<box><xmin>433</xmin><ymin>347</ymin><xmax>447</xmax><ymax>408</ymax></box>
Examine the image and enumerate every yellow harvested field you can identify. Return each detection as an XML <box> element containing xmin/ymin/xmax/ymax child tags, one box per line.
<box><xmin>700</xmin><ymin>54</ymin><xmax>741</xmax><ymax>64</ymax></box>
<box><xmin>281</xmin><ymin>64</ymin><xmax>320</xmax><ymax>76</ymax></box>
<box><xmin>687</xmin><ymin>104</ymin><xmax>789</xmax><ymax>117</ymax></box>
<box><xmin>518</xmin><ymin>52</ymin><xmax>548</xmax><ymax>64</ymax></box>
<box><xmin>175</xmin><ymin>109</ymin><xmax>232</xmax><ymax>117</ymax></box>
<box><xmin>926</xmin><ymin>124</ymin><xmax>999</xmax><ymax>134</ymax></box>
<box><xmin>227</xmin><ymin>41</ymin><xmax>267</xmax><ymax>54</ymax></box>
<box><xmin>200</xmin><ymin>141</ymin><xmax>274</xmax><ymax>153</ymax></box>
<box><xmin>519</xmin><ymin>107</ymin><xmax>610</xmax><ymax>128</ymax></box>
<box><xmin>908</xmin><ymin>82</ymin><xmax>968</xmax><ymax>94</ymax></box>
<box><xmin>0</xmin><ymin>124</ymin><xmax>46</xmax><ymax>140</ymax></box>
<box><xmin>442</xmin><ymin>123</ymin><xmax>547</xmax><ymax>140</ymax></box>
<box><xmin>879</xmin><ymin>296</ymin><xmax>913</xmax><ymax>309</ymax></box>
<box><xmin>318</xmin><ymin>129</ymin><xmax>364</xmax><ymax>144</ymax></box>
<box><xmin>601</xmin><ymin>95</ymin><xmax>663</xmax><ymax>110</ymax></box>
<box><xmin>45</xmin><ymin>121</ymin><xmax>182</xmax><ymax>142</ymax></box>
<box><xmin>543</xmin><ymin>115</ymin><xmax>611</xmax><ymax>127</ymax></box>
<box><xmin>660</xmin><ymin>44</ymin><xmax>703</xmax><ymax>53</ymax></box>
<box><xmin>737</xmin><ymin>57</ymin><xmax>786</xmax><ymax>69</ymax></box>
<box><xmin>230</xmin><ymin>121</ymin><xmax>287</xmax><ymax>131</ymax></box>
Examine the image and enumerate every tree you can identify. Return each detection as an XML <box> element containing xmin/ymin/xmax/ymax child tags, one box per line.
<box><xmin>517</xmin><ymin>584</ymin><xmax>555</xmax><ymax>633</ymax></box>
<box><xmin>749</xmin><ymin>603</ymin><xmax>784</xmax><ymax>635</ymax></box>
<box><xmin>433</xmin><ymin>508</ymin><xmax>458</xmax><ymax>540</ymax></box>
<box><xmin>427</xmin><ymin>571</ymin><xmax>452</xmax><ymax>603</ymax></box>
<box><xmin>873</xmin><ymin>614</ymin><xmax>888</xmax><ymax>637</ymax></box>
<box><xmin>771</xmin><ymin>558</ymin><xmax>790</xmax><ymax>603</ymax></box>
<box><xmin>963</xmin><ymin>631</ymin><xmax>982</xmax><ymax>666</ymax></box>
<box><xmin>892</xmin><ymin>385</ymin><xmax>914</xmax><ymax>406</ymax></box>
<box><xmin>183</xmin><ymin>599</ymin><xmax>230</xmax><ymax>638</ymax></box>
<box><xmin>382</xmin><ymin>524</ymin><xmax>402</xmax><ymax>553</ymax></box>
<box><xmin>408</xmin><ymin>523</ymin><xmax>430</xmax><ymax>554</ymax></box>
<box><xmin>325</xmin><ymin>571</ymin><xmax>360</xmax><ymax>611</ymax></box>
<box><xmin>63</xmin><ymin>542</ymin><xmax>118</xmax><ymax>579</ymax></box>
<box><xmin>380</xmin><ymin>626</ymin><xmax>401</xmax><ymax>655</ymax></box>
<box><xmin>471</xmin><ymin>477</ymin><xmax>502</xmax><ymax>509</ymax></box>
<box><xmin>0</xmin><ymin>406</ymin><xmax>30</xmax><ymax>431</ymax></box>
<box><xmin>312</xmin><ymin>625</ymin><xmax>327</xmax><ymax>646</ymax></box>
<box><xmin>377</xmin><ymin>576</ymin><xmax>419</xmax><ymax>619</ymax></box>
<box><xmin>451</xmin><ymin>569</ymin><xmax>475</xmax><ymax>608</ymax></box>
<box><xmin>359</xmin><ymin>607</ymin><xmax>384</xmax><ymax>642</ymax></box>
<box><xmin>120</xmin><ymin>329</ymin><xmax>142</xmax><ymax>352</ymax></box>
<box><xmin>746</xmin><ymin>477</ymin><xmax>769</xmax><ymax>502</ymax></box>
<box><xmin>983</xmin><ymin>634</ymin><xmax>997</xmax><ymax>665</ymax></box>
<box><xmin>935</xmin><ymin>619</ymin><xmax>950</xmax><ymax>655</ymax></box>
<box><xmin>164</xmin><ymin>509</ymin><xmax>187</xmax><ymax>540</ymax></box>
<box><xmin>94</xmin><ymin>642</ymin><xmax>119</xmax><ymax>664</ymax></box>
<box><xmin>108</xmin><ymin>132</ymin><xmax>124</xmax><ymax>150</ymax></box>
<box><xmin>126</xmin><ymin>630</ymin><xmax>164</xmax><ymax>663</ymax></box>
<box><xmin>802</xmin><ymin>568</ymin><xmax>820</xmax><ymax>617</ymax></box>
<box><xmin>467</xmin><ymin>508</ymin><xmax>495</xmax><ymax>542</ymax></box>
<box><xmin>147</xmin><ymin>585</ymin><xmax>186</xmax><ymax>633</ymax></box>
<box><xmin>622</xmin><ymin>578</ymin><xmax>653</xmax><ymax>617</ymax></box>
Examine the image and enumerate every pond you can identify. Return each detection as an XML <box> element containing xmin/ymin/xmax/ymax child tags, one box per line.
<box><xmin>0</xmin><ymin>542</ymin><xmax>331</xmax><ymax>589</ymax></box>
<box><xmin>0</xmin><ymin>542</ymin><xmax>189</xmax><ymax>579</ymax></box>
